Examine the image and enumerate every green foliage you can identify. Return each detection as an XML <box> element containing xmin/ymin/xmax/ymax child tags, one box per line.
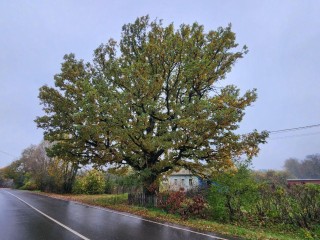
<box><xmin>207</xmin><ymin>166</ymin><xmax>320</xmax><ymax>238</ymax></box>
<box><xmin>73</xmin><ymin>169</ymin><xmax>106</xmax><ymax>194</ymax></box>
<box><xmin>90</xmin><ymin>194</ymin><xmax>128</xmax><ymax>205</ymax></box>
<box><xmin>104</xmin><ymin>177</ymin><xmax>114</xmax><ymax>194</ymax></box>
<box><xmin>20</xmin><ymin>178</ymin><xmax>38</xmax><ymax>191</ymax></box>
<box><xmin>103</xmin><ymin>172</ymin><xmax>143</xmax><ymax>194</ymax></box>
<box><xmin>114</xmin><ymin>173</ymin><xmax>142</xmax><ymax>193</ymax></box>
<box><xmin>255</xmin><ymin>184</ymin><xmax>320</xmax><ymax>230</ymax></box>
<box><xmin>3</xmin><ymin>160</ymin><xmax>26</xmax><ymax>188</ymax></box>
<box><xmin>35</xmin><ymin>15</ymin><xmax>268</xmax><ymax>194</ymax></box>
<box><xmin>208</xmin><ymin>165</ymin><xmax>258</xmax><ymax>222</ymax></box>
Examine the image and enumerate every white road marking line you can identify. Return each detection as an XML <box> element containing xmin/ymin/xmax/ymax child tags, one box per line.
<box><xmin>84</xmin><ymin>204</ymin><xmax>229</xmax><ymax>240</ymax></box>
<box><xmin>5</xmin><ymin>190</ymin><xmax>90</xmax><ymax>240</ymax></box>
<box><xmin>48</xmin><ymin>194</ymin><xmax>229</xmax><ymax>240</ymax></box>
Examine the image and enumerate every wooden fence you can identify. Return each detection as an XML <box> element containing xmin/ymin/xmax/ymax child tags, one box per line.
<box><xmin>128</xmin><ymin>187</ymin><xmax>209</xmax><ymax>207</ymax></box>
<box><xmin>128</xmin><ymin>193</ymin><xmax>158</xmax><ymax>207</ymax></box>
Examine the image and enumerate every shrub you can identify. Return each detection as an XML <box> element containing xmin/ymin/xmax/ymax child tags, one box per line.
<box><xmin>285</xmin><ymin>184</ymin><xmax>320</xmax><ymax>229</ymax></box>
<box><xmin>158</xmin><ymin>190</ymin><xmax>186</xmax><ymax>213</ymax></box>
<box><xmin>253</xmin><ymin>183</ymin><xmax>320</xmax><ymax>231</ymax></box>
<box><xmin>73</xmin><ymin>169</ymin><xmax>106</xmax><ymax>194</ymax></box>
<box><xmin>208</xmin><ymin>166</ymin><xmax>259</xmax><ymax>222</ymax></box>
<box><xmin>157</xmin><ymin>190</ymin><xmax>208</xmax><ymax>220</ymax></box>
<box><xmin>72</xmin><ymin>176</ymin><xmax>85</xmax><ymax>194</ymax></box>
<box><xmin>179</xmin><ymin>195</ymin><xmax>208</xmax><ymax>220</ymax></box>
<box><xmin>20</xmin><ymin>179</ymin><xmax>38</xmax><ymax>191</ymax></box>
<box><xmin>208</xmin><ymin>165</ymin><xmax>320</xmax><ymax>237</ymax></box>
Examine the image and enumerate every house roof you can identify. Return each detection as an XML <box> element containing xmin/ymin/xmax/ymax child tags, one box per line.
<box><xmin>287</xmin><ymin>179</ymin><xmax>320</xmax><ymax>181</ymax></box>
<box><xmin>170</xmin><ymin>169</ymin><xmax>193</xmax><ymax>176</ymax></box>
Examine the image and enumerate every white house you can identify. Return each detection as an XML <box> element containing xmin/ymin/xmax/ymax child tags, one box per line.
<box><xmin>162</xmin><ymin>169</ymin><xmax>200</xmax><ymax>191</ymax></box>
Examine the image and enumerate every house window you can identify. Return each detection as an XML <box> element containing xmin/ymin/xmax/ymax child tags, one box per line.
<box><xmin>189</xmin><ymin>179</ymin><xmax>193</xmax><ymax>186</ymax></box>
<box><xmin>182</xmin><ymin>179</ymin><xmax>185</xmax><ymax>185</ymax></box>
<box><xmin>174</xmin><ymin>179</ymin><xmax>177</xmax><ymax>185</ymax></box>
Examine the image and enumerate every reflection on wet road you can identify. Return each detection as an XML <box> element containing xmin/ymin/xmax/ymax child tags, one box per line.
<box><xmin>0</xmin><ymin>189</ymin><xmax>230</xmax><ymax>240</ymax></box>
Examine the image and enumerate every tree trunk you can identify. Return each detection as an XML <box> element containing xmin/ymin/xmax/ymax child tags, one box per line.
<box><xmin>63</xmin><ymin>163</ymin><xmax>78</xmax><ymax>193</ymax></box>
<box><xmin>142</xmin><ymin>174</ymin><xmax>159</xmax><ymax>196</ymax></box>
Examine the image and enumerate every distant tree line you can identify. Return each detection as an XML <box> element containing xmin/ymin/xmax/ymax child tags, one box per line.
<box><xmin>0</xmin><ymin>141</ymin><xmax>78</xmax><ymax>192</ymax></box>
<box><xmin>284</xmin><ymin>154</ymin><xmax>320</xmax><ymax>179</ymax></box>
<box><xmin>0</xmin><ymin>141</ymin><xmax>142</xmax><ymax>194</ymax></box>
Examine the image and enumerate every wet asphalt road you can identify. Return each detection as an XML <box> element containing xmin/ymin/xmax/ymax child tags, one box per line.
<box><xmin>0</xmin><ymin>189</ymin><xmax>231</xmax><ymax>240</ymax></box>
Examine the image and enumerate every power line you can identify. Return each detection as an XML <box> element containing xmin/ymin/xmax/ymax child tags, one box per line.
<box><xmin>0</xmin><ymin>150</ymin><xmax>18</xmax><ymax>159</ymax></box>
<box><xmin>1</xmin><ymin>124</ymin><xmax>320</xmax><ymax>157</ymax></box>
<box><xmin>269</xmin><ymin>124</ymin><xmax>320</xmax><ymax>134</ymax></box>
<box><xmin>269</xmin><ymin>131</ymin><xmax>320</xmax><ymax>140</ymax></box>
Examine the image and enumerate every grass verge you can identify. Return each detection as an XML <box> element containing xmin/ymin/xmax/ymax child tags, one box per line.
<box><xmin>34</xmin><ymin>192</ymin><xmax>314</xmax><ymax>240</ymax></box>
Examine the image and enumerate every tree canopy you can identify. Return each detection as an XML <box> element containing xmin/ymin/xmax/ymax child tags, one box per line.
<box><xmin>35</xmin><ymin>16</ymin><xmax>268</xmax><ymax>193</ymax></box>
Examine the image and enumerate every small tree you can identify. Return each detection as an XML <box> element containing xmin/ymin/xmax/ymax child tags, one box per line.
<box><xmin>3</xmin><ymin>160</ymin><xmax>26</xmax><ymax>188</ymax></box>
<box><xmin>73</xmin><ymin>169</ymin><xmax>106</xmax><ymax>194</ymax></box>
<box><xmin>208</xmin><ymin>165</ymin><xmax>258</xmax><ymax>222</ymax></box>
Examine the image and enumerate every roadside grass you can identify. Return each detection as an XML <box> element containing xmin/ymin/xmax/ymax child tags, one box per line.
<box><xmin>35</xmin><ymin>192</ymin><xmax>314</xmax><ymax>240</ymax></box>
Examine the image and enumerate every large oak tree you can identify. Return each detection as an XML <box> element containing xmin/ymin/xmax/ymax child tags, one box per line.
<box><xmin>36</xmin><ymin>16</ymin><xmax>268</xmax><ymax>194</ymax></box>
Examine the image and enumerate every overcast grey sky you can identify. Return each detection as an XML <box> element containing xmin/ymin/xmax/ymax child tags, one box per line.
<box><xmin>1</xmin><ymin>1</ymin><xmax>320</xmax><ymax>170</ymax></box>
